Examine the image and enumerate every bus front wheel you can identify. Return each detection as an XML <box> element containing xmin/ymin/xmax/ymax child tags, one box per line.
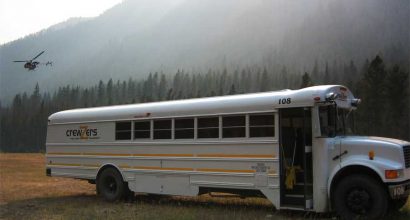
<box><xmin>97</xmin><ymin>167</ymin><xmax>127</xmax><ymax>202</ymax></box>
<box><xmin>333</xmin><ymin>174</ymin><xmax>388</xmax><ymax>219</ymax></box>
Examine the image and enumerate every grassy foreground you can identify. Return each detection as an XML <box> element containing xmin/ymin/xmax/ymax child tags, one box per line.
<box><xmin>0</xmin><ymin>153</ymin><xmax>409</xmax><ymax>219</ymax></box>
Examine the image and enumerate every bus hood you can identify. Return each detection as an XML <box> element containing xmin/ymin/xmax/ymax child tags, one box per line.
<box><xmin>366</xmin><ymin>136</ymin><xmax>410</xmax><ymax>147</ymax></box>
<box><xmin>339</xmin><ymin>136</ymin><xmax>409</xmax><ymax>168</ymax></box>
<box><xmin>341</xmin><ymin>136</ymin><xmax>409</xmax><ymax>149</ymax></box>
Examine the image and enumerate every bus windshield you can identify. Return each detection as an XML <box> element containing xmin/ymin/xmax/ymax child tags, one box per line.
<box><xmin>319</xmin><ymin>105</ymin><xmax>355</xmax><ymax>137</ymax></box>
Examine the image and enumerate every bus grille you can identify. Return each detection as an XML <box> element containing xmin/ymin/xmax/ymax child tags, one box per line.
<box><xmin>404</xmin><ymin>145</ymin><xmax>410</xmax><ymax>168</ymax></box>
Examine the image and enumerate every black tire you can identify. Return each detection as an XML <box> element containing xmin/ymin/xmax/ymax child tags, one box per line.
<box><xmin>333</xmin><ymin>174</ymin><xmax>388</xmax><ymax>219</ymax></box>
<box><xmin>97</xmin><ymin>167</ymin><xmax>127</xmax><ymax>202</ymax></box>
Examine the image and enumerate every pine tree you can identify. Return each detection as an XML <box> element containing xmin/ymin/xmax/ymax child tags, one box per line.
<box><xmin>260</xmin><ymin>67</ymin><xmax>269</xmax><ymax>92</ymax></box>
<box><xmin>385</xmin><ymin>65</ymin><xmax>409</xmax><ymax>139</ymax></box>
<box><xmin>300</xmin><ymin>72</ymin><xmax>313</xmax><ymax>88</ymax></box>
<box><xmin>106</xmin><ymin>79</ymin><xmax>113</xmax><ymax>105</ymax></box>
<box><xmin>97</xmin><ymin>80</ymin><xmax>106</xmax><ymax>106</ymax></box>
<box><xmin>311</xmin><ymin>59</ymin><xmax>319</xmax><ymax>82</ymax></box>
<box><xmin>31</xmin><ymin>83</ymin><xmax>41</xmax><ymax>110</ymax></box>
<box><xmin>158</xmin><ymin>74</ymin><xmax>167</xmax><ymax>100</ymax></box>
<box><xmin>280</xmin><ymin>66</ymin><xmax>289</xmax><ymax>88</ymax></box>
<box><xmin>357</xmin><ymin>55</ymin><xmax>387</xmax><ymax>136</ymax></box>
<box><xmin>228</xmin><ymin>84</ymin><xmax>236</xmax><ymax>95</ymax></box>
<box><xmin>323</xmin><ymin>61</ymin><xmax>330</xmax><ymax>84</ymax></box>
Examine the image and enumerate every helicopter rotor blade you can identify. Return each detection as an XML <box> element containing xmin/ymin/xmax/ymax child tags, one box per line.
<box><xmin>13</xmin><ymin>61</ymin><xmax>28</xmax><ymax>62</ymax></box>
<box><xmin>31</xmin><ymin>51</ymin><xmax>45</xmax><ymax>61</ymax></box>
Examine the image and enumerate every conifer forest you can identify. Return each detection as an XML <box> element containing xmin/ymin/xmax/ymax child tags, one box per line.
<box><xmin>0</xmin><ymin>55</ymin><xmax>408</xmax><ymax>152</ymax></box>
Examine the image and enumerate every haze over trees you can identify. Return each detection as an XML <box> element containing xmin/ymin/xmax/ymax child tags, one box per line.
<box><xmin>0</xmin><ymin>55</ymin><xmax>409</xmax><ymax>152</ymax></box>
<box><xmin>0</xmin><ymin>0</ymin><xmax>409</xmax><ymax>152</ymax></box>
<box><xmin>0</xmin><ymin>0</ymin><xmax>409</xmax><ymax>102</ymax></box>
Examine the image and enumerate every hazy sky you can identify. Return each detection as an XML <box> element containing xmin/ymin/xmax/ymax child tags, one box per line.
<box><xmin>0</xmin><ymin>0</ymin><xmax>122</xmax><ymax>44</ymax></box>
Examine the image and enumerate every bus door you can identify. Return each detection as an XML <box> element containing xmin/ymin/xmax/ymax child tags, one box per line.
<box><xmin>279</xmin><ymin>107</ymin><xmax>313</xmax><ymax>209</ymax></box>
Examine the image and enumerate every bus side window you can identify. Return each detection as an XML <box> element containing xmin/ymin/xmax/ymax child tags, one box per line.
<box><xmin>222</xmin><ymin>115</ymin><xmax>246</xmax><ymax>138</ymax></box>
<box><xmin>198</xmin><ymin>117</ymin><xmax>219</xmax><ymax>138</ymax></box>
<box><xmin>175</xmin><ymin>118</ymin><xmax>194</xmax><ymax>139</ymax></box>
<box><xmin>134</xmin><ymin>121</ymin><xmax>151</xmax><ymax>139</ymax></box>
<box><xmin>153</xmin><ymin>120</ymin><xmax>172</xmax><ymax>139</ymax></box>
<box><xmin>249</xmin><ymin>114</ymin><xmax>275</xmax><ymax>137</ymax></box>
<box><xmin>116</xmin><ymin>121</ymin><xmax>131</xmax><ymax>140</ymax></box>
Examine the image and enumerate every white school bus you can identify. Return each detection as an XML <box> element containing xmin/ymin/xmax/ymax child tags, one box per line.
<box><xmin>46</xmin><ymin>85</ymin><xmax>410</xmax><ymax>219</ymax></box>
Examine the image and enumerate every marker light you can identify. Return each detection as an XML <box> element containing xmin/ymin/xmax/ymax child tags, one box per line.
<box><xmin>368</xmin><ymin>150</ymin><xmax>375</xmax><ymax>160</ymax></box>
<box><xmin>385</xmin><ymin>170</ymin><xmax>403</xmax><ymax>179</ymax></box>
<box><xmin>314</xmin><ymin>97</ymin><xmax>321</xmax><ymax>101</ymax></box>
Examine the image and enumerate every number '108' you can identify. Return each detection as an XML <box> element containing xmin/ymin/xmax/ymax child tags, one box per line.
<box><xmin>279</xmin><ymin>98</ymin><xmax>291</xmax><ymax>104</ymax></box>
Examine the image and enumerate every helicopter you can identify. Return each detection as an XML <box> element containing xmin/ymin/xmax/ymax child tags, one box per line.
<box><xmin>13</xmin><ymin>51</ymin><xmax>52</xmax><ymax>70</ymax></box>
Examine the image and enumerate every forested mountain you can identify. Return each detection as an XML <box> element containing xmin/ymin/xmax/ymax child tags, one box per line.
<box><xmin>0</xmin><ymin>55</ymin><xmax>409</xmax><ymax>152</ymax></box>
<box><xmin>1</xmin><ymin>0</ymin><xmax>409</xmax><ymax>102</ymax></box>
<box><xmin>0</xmin><ymin>0</ymin><xmax>409</xmax><ymax>152</ymax></box>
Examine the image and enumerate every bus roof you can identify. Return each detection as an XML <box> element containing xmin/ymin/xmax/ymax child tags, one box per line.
<box><xmin>48</xmin><ymin>85</ymin><xmax>356</xmax><ymax>124</ymax></box>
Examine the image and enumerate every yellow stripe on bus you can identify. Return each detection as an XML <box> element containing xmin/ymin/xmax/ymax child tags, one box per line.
<box><xmin>82</xmin><ymin>153</ymin><xmax>132</xmax><ymax>156</ymax></box>
<box><xmin>132</xmin><ymin>154</ymin><xmax>194</xmax><ymax>157</ymax></box>
<box><xmin>47</xmin><ymin>164</ymin><xmax>275</xmax><ymax>174</ymax></box>
<box><xmin>134</xmin><ymin>166</ymin><xmax>194</xmax><ymax>171</ymax></box>
<box><xmin>47</xmin><ymin>152</ymin><xmax>275</xmax><ymax>158</ymax></box>
<box><xmin>197</xmin><ymin>168</ymin><xmax>255</xmax><ymax>173</ymax></box>
<box><xmin>197</xmin><ymin>154</ymin><xmax>276</xmax><ymax>158</ymax></box>
<box><xmin>83</xmin><ymin>164</ymin><xmax>100</xmax><ymax>168</ymax></box>
<box><xmin>47</xmin><ymin>152</ymin><xmax>83</xmax><ymax>155</ymax></box>
<box><xmin>48</xmin><ymin>163</ymin><xmax>82</xmax><ymax>167</ymax></box>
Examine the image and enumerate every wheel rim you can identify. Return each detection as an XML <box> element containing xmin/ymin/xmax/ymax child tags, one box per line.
<box><xmin>346</xmin><ymin>187</ymin><xmax>372</xmax><ymax>214</ymax></box>
<box><xmin>104</xmin><ymin>176</ymin><xmax>117</xmax><ymax>195</ymax></box>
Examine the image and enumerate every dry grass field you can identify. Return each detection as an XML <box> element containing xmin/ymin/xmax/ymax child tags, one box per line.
<box><xmin>0</xmin><ymin>153</ymin><xmax>409</xmax><ymax>220</ymax></box>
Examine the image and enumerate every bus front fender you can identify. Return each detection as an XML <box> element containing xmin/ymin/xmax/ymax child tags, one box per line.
<box><xmin>327</xmin><ymin>156</ymin><xmax>402</xmax><ymax>198</ymax></box>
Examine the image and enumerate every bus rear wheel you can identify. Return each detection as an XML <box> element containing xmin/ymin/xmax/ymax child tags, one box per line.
<box><xmin>333</xmin><ymin>174</ymin><xmax>388</xmax><ymax>219</ymax></box>
<box><xmin>97</xmin><ymin>167</ymin><xmax>127</xmax><ymax>202</ymax></box>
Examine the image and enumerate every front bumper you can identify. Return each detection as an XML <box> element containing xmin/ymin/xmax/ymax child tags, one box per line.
<box><xmin>388</xmin><ymin>179</ymin><xmax>410</xmax><ymax>199</ymax></box>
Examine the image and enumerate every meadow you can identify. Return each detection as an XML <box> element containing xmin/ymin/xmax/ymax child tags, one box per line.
<box><xmin>0</xmin><ymin>153</ymin><xmax>409</xmax><ymax>220</ymax></box>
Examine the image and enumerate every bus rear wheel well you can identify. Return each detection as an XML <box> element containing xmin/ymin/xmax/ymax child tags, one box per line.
<box><xmin>330</xmin><ymin>165</ymin><xmax>385</xmax><ymax>207</ymax></box>
<box><xmin>96</xmin><ymin>164</ymin><xmax>124</xmax><ymax>183</ymax></box>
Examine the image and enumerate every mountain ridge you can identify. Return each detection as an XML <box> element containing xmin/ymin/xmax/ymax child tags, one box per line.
<box><xmin>1</xmin><ymin>0</ymin><xmax>408</xmax><ymax>102</ymax></box>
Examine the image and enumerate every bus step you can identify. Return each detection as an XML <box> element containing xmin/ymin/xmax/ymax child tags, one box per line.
<box><xmin>285</xmin><ymin>194</ymin><xmax>304</xmax><ymax>198</ymax></box>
